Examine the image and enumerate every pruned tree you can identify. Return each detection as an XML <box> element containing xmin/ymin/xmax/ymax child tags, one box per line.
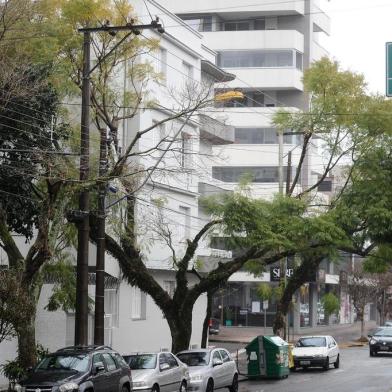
<box><xmin>348</xmin><ymin>265</ymin><xmax>378</xmax><ymax>340</ymax></box>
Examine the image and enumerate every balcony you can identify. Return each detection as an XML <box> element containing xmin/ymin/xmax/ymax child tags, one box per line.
<box><xmin>159</xmin><ymin>0</ymin><xmax>305</xmax><ymax>16</ymax></box>
<box><xmin>198</xmin><ymin>181</ymin><xmax>232</xmax><ymax>197</ymax></box>
<box><xmin>197</xmin><ymin>248</ymin><xmax>233</xmax><ymax>273</ymax></box>
<box><xmin>311</xmin><ymin>40</ymin><xmax>329</xmax><ymax>62</ymax></box>
<box><xmin>199</xmin><ymin>113</ymin><xmax>235</xmax><ymax>144</ymax></box>
<box><xmin>202</xmin><ymin>30</ymin><xmax>304</xmax><ymax>52</ymax></box>
<box><xmin>219</xmin><ymin>68</ymin><xmax>303</xmax><ymax>91</ymax></box>
<box><xmin>209</xmin><ymin>106</ymin><xmax>298</xmax><ymax>127</ymax></box>
<box><xmin>312</xmin><ymin>3</ymin><xmax>331</xmax><ymax>35</ymax></box>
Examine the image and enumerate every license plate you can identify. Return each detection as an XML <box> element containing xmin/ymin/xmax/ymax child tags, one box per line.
<box><xmin>300</xmin><ymin>361</ymin><xmax>311</xmax><ymax>365</ymax></box>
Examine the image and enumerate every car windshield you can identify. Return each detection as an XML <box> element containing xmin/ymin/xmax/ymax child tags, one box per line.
<box><xmin>374</xmin><ymin>328</ymin><xmax>392</xmax><ymax>337</ymax></box>
<box><xmin>124</xmin><ymin>354</ymin><xmax>157</xmax><ymax>369</ymax></box>
<box><xmin>296</xmin><ymin>337</ymin><xmax>327</xmax><ymax>347</ymax></box>
<box><xmin>36</xmin><ymin>354</ymin><xmax>90</xmax><ymax>372</ymax></box>
<box><xmin>177</xmin><ymin>352</ymin><xmax>210</xmax><ymax>366</ymax></box>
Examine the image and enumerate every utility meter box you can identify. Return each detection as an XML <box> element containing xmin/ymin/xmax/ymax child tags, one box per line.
<box><xmin>245</xmin><ymin>335</ymin><xmax>289</xmax><ymax>379</ymax></box>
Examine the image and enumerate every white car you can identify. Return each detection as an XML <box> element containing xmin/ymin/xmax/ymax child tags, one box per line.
<box><xmin>176</xmin><ymin>348</ymin><xmax>238</xmax><ymax>392</ymax></box>
<box><xmin>292</xmin><ymin>335</ymin><xmax>340</xmax><ymax>371</ymax></box>
<box><xmin>123</xmin><ymin>352</ymin><xmax>189</xmax><ymax>392</ymax></box>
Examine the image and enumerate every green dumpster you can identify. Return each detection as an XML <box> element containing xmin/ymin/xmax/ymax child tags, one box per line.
<box><xmin>245</xmin><ymin>335</ymin><xmax>289</xmax><ymax>379</ymax></box>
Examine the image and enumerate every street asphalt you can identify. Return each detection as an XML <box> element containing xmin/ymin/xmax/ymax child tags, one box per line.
<box><xmin>229</xmin><ymin>346</ymin><xmax>392</xmax><ymax>392</ymax></box>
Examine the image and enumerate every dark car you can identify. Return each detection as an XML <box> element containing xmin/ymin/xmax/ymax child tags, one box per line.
<box><xmin>369</xmin><ymin>327</ymin><xmax>392</xmax><ymax>356</ymax></box>
<box><xmin>15</xmin><ymin>345</ymin><xmax>132</xmax><ymax>392</ymax></box>
<box><xmin>208</xmin><ymin>318</ymin><xmax>220</xmax><ymax>335</ymax></box>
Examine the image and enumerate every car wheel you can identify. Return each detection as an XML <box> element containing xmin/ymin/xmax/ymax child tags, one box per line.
<box><xmin>180</xmin><ymin>381</ymin><xmax>187</xmax><ymax>392</ymax></box>
<box><xmin>290</xmin><ymin>366</ymin><xmax>297</xmax><ymax>372</ymax></box>
<box><xmin>151</xmin><ymin>384</ymin><xmax>159</xmax><ymax>392</ymax></box>
<box><xmin>323</xmin><ymin>357</ymin><xmax>329</xmax><ymax>371</ymax></box>
<box><xmin>228</xmin><ymin>374</ymin><xmax>238</xmax><ymax>392</ymax></box>
<box><xmin>334</xmin><ymin>355</ymin><xmax>340</xmax><ymax>369</ymax></box>
<box><xmin>206</xmin><ymin>379</ymin><xmax>214</xmax><ymax>392</ymax></box>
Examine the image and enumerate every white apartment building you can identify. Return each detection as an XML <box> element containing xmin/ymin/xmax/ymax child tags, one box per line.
<box><xmin>157</xmin><ymin>0</ymin><xmax>352</xmax><ymax>331</ymax></box>
<box><xmin>0</xmin><ymin>1</ymin><xmax>236</xmax><ymax>386</ymax></box>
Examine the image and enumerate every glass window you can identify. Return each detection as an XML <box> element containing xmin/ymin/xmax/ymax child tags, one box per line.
<box><xmin>102</xmin><ymin>353</ymin><xmax>118</xmax><ymax>371</ymax></box>
<box><xmin>36</xmin><ymin>355</ymin><xmax>90</xmax><ymax>373</ymax></box>
<box><xmin>92</xmin><ymin>354</ymin><xmax>105</xmax><ymax>370</ymax></box>
<box><xmin>219</xmin><ymin>350</ymin><xmax>231</xmax><ymax>363</ymax></box>
<box><xmin>131</xmin><ymin>286</ymin><xmax>146</xmax><ymax>320</ymax></box>
<box><xmin>124</xmin><ymin>354</ymin><xmax>157</xmax><ymax>369</ymax></box>
<box><xmin>234</xmin><ymin>128</ymin><xmax>298</xmax><ymax>145</ymax></box>
<box><xmin>212</xmin><ymin>166</ymin><xmax>293</xmax><ymax>183</ymax></box>
<box><xmin>218</xmin><ymin>50</ymin><xmax>295</xmax><ymax>68</ymax></box>
<box><xmin>212</xmin><ymin>351</ymin><xmax>222</xmax><ymax>363</ymax></box>
<box><xmin>296</xmin><ymin>337</ymin><xmax>327</xmax><ymax>347</ymax></box>
<box><xmin>182</xmin><ymin>62</ymin><xmax>193</xmax><ymax>80</ymax></box>
<box><xmin>296</xmin><ymin>51</ymin><xmax>303</xmax><ymax>70</ymax></box>
<box><xmin>166</xmin><ymin>354</ymin><xmax>178</xmax><ymax>368</ymax></box>
<box><xmin>177</xmin><ymin>352</ymin><xmax>210</xmax><ymax>366</ymax></box>
<box><xmin>164</xmin><ymin>280</ymin><xmax>176</xmax><ymax>299</ymax></box>
<box><xmin>254</xmin><ymin>19</ymin><xmax>265</xmax><ymax>30</ymax></box>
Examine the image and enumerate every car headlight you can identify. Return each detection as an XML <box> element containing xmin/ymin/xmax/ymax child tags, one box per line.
<box><xmin>190</xmin><ymin>375</ymin><xmax>203</xmax><ymax>382</ymax></box>
<box><xmin>59</xmin><ymin>382</ymin><xmax>79</xmax><ymax>392</ymax></box>
<box><xmin>133</xmin><ymin>381</ymin><xmax>148</xmax><ymax>388</ymax></box>
<box><xmin>14</xmin><ymin>384</ymin><xmax>25</xmax><ymax>392</ymax></box>
<box><xmin>370</xmin><ymin>338</ymin><xmax>378</xmax><ymax>345</ymax></box>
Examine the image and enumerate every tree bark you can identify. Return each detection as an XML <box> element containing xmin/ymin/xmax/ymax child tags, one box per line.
<box><xmin>201</xmin><ymin>290</ymin><xmax>215</xmax><ymax>348</ymax></box>
<box><xmin>17</xmin><ymin>303</ymin><xmax>37</xmax><ymax>369</ymax></box>
<box><xmin>167</xmin><ymin>308</ymin><xmax>193</xmax><ymax>354</ymax></box>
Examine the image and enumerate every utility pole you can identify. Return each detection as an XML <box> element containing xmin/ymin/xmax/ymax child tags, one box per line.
<box><xmin>74</xmin><ymin>30</ymin><xmax>91</xmax><ymax>346</ymax></box>
<box><xmin>71</xmin><ymin>19</ymin><xmax>164</xmax><ymax>346</ymax></box>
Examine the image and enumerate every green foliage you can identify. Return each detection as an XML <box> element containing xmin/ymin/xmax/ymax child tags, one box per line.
<box><xmin>257</xmin><ymin>283</ymin><xmax>272</xmax><ymax>300</ymax></box>
<box><xmin>321</xmin><ymin>292</ymin><xmax>340</xmax><ymax>316</ymax></box>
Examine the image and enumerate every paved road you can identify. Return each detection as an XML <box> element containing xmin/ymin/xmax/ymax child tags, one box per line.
<box><xmin>235</xmin><ymin>346</ymin><xmax>392</xmax><ymax>392</ymax></box>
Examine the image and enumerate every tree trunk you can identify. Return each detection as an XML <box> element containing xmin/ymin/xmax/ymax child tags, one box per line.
<box><xmin>17</xmin><ymin>305</ymin><xmax>37</xmax><ymax>369</ymax></box>
<box><xmin>201</xmin><ymin>290</ymin><xmax>214</xmax><ymax>348</ymax></box>
<box><xmin>167</xmin><ymin>307</ymin><xmax>193</xmax><ymax>354</ymax></box>
<box><xmin>273</xmin><ymin>303</ymin><xmax>285</xmax><ymax>338</ymax></box>
<box><xmin>360</xmin><ymin>307</ymin><xmax>365</xmax><ymax>339</ymax></box>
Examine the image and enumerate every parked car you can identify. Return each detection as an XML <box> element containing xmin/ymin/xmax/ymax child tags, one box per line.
<box><xmin>176</xmin><ymin>348</ymin><xmax>238</xmax><ymax>392</ymax></box>
<box><xmin>15</xmin><ymin>345</ymin><xmax>132</xmax><ymax>392</ymax></box>
<box><xmin>208</xmin><ymin>318</ymin><xmax>220</xmax><ymax>335</ymax></box>
<box><xmin>383</xmin><ymin>321</ymin><xmax>392</xmax><ymax>327</ymax></box>
<box><xmin>368</xmin><ymin>326</ymin><xmax>392</xmax><ymax>356</ymax></box>
<box><xmin>123</xmin><ymin>352</ymin><xmax>188</xmax><ymax>392</ymax></box>
<box><xmin>292</xmin><ymin>335</ymin><xmax>340</xmax><ymax>371</ymax></box>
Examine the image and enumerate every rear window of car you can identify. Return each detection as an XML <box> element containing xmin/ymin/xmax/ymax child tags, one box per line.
<box><xmin>124</xmin><ymin>354</ymin><xmax>157</xmax><ymax>369</ymax></box>
<box><xmin>177</xmin><ymin>352</ymin><xmax>210</xmax><ymax>366</ymax></box>
<box><xmin>296</xmin><ymin>337</ymin><xmax>326</xmax><ymax>347</ymax></box>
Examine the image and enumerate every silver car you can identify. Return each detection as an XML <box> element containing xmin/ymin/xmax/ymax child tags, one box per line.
<box><xmin>123</xmin><ymin>352</ymin><xmax>189</xmax><ymax>392</ymax></box>
<box><xmin>176</xmin><ymin>349</ymin><xmax>238</xmax><ymax>392</ymax></box>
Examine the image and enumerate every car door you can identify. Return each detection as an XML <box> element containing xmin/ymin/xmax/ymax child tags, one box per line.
<box><xmin>211</xmin><ymin>350</ymin><xmax>225</xmax><ymax>388</ymax></box>
<box><xmin>102</xmin><ymin>353</ymin><xmax>122</xmax><ymax>392</ymax></box>
<box><xmin>91</xmin><ymin>353</ymin><xmax>109</xmax><ymax>392</ymax></box>
<box><xmin>166</xmin><ymin>353</ymin><xmax>183</xmax><ymax>392</ymax></box>
<box><xmin>328</xmin><ymin>337</ymin><xmax>339</xmax><ymax>362</ymax></box>
<box><xmin>158</xmin><ymin>353</ymin><xmax>176</xmax><ymax>392</ymax></box>
<box><xmin>218</xmin><ymin>350</ymin><xmax>235</xmax><ymax>386</ymax></box>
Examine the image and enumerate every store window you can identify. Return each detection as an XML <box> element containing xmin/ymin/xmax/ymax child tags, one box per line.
<box><xmin>300</xmin><ymin>284</ymin><xmax>310</xmax><ymax>327</ymax></box>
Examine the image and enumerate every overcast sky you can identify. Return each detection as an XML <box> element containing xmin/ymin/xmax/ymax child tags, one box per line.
<box><xmin>321</xmin><ymin>0</ymin><xmax>392</xmax><ymax>95</ymax></box>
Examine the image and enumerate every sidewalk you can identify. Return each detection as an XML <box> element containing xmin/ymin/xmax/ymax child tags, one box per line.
<box><xmin>209</xmin><ymin>321</ymin><xmax>377</xmax><ymax>346</ymax></box>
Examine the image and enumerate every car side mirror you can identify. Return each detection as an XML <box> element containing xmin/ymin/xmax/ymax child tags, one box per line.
<box><xmin>160</xmin><ymin>363</ymin><xmax>170</xmax><ymax>371</ymax></box>
<box><xmin>26</xmin><ymin>367</ymin><xmax>33</xmax><ymax>373</ymax></box>
<box><xmin>367</xmin><ymin>334</ymin><xmax>372</xmax><ymax>338</ymax></box>
<box><xmin>93</xmin><ymin>365</ymin><xmax>105</xmax><ymax>375</ymax></box>
<box><xmin>212</xmin><ymin>359</ymin><xmax>223</xmax><ymax>367</ymax></box>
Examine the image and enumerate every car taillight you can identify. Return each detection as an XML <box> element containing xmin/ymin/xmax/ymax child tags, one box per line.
<box><xmin>209</xmin><ymin>319</ymin><xmax>213</xmax><ymax>327</ymax></box>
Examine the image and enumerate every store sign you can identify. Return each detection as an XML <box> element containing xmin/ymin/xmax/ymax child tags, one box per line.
<box><xmin>270</xmin><ymin>267</ymin><xmax>294</xmax><ymax>282</ymax></box>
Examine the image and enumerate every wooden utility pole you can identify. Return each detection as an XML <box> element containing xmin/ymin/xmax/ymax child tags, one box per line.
<box><xmin>72</xmin><ymin>20</ymin><xmax>164</xmax><ymax>346</ymax></box>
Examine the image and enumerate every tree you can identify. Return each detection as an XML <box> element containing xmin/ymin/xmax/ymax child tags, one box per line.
<box><xmin>0</xmin><ymin>271</ymin><xmax>33</xmax><ymax>344</ymax></box>
<box><xmin>267</xmin><ymin>58</ymin><xmax>392</xmax><ymax>334</ymax></box>
<box><xmin>348</xmin><ymin>265</ymin><xmax>378</xmax><ymax>340</ymax></box>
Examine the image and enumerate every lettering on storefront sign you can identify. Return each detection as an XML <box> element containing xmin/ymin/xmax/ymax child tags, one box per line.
<box><xmin>270</xmin><ymin>267</ymin><xmax>294</xmax><ymax>281</ymax></box>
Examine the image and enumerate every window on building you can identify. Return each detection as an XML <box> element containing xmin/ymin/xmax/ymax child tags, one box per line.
<box><xmin>217</xmin><ymin>49</ymin><xmax>298</xmax><ymax>69</ymax></box>
<box><xmin>234</xmin><ymin>128</ymin><xmax>299</xmax><ymax>145</ymax></box>
<box><xmin>164</xmin><ymin>280</ymin><xmax>176</xmax><ymax>298</ymax></box>
<box><xmin>182</xmin><ymin>61</ymin><xmax>193</xmax><ymax>81</ymax></box>
<box><xmin>182</xmin><ymin>16</ymin><xmax>212</xmax><ymax>32</ymax></box>
<box><xmin>131</xmin><ymin>286</ymin><xmax>146</xmax><ymax>320</ymax></box>
<box><xmin>296</xmin><ymin>51</ymin><xmax>303</xmax><ymax>70</ymax></box>
<box><xmin>104</xmin><ymin>289</ymin><xmax>119</xmax><ymax>327</ymax></box>
<box><xmin>180</xmin><ymin>133</ymin><xmax>192</xmax><ymax>168</ymax></box>
<box><xmin>219</xmin><ymin>90</ymin><xmax>265</xmax><ymax>108</ymax></box>
<box><xmin>179</xmin><ymin>206</ymin><xmax>191</xmax><ymax>240</ymax></box>
<box><xmin>159</xmin><ymin>48</ymin><xmax>167</xmax><ymax>83</ymax></box>
<box><xmin>212</xmin><ymin>166</ymin><xmax>294</xmax><ymax>183</ymax></box>
<box><xmin>318</xmin><ymin>179</ymin><xmax>333</xmax><ymax>192</ymax></box>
